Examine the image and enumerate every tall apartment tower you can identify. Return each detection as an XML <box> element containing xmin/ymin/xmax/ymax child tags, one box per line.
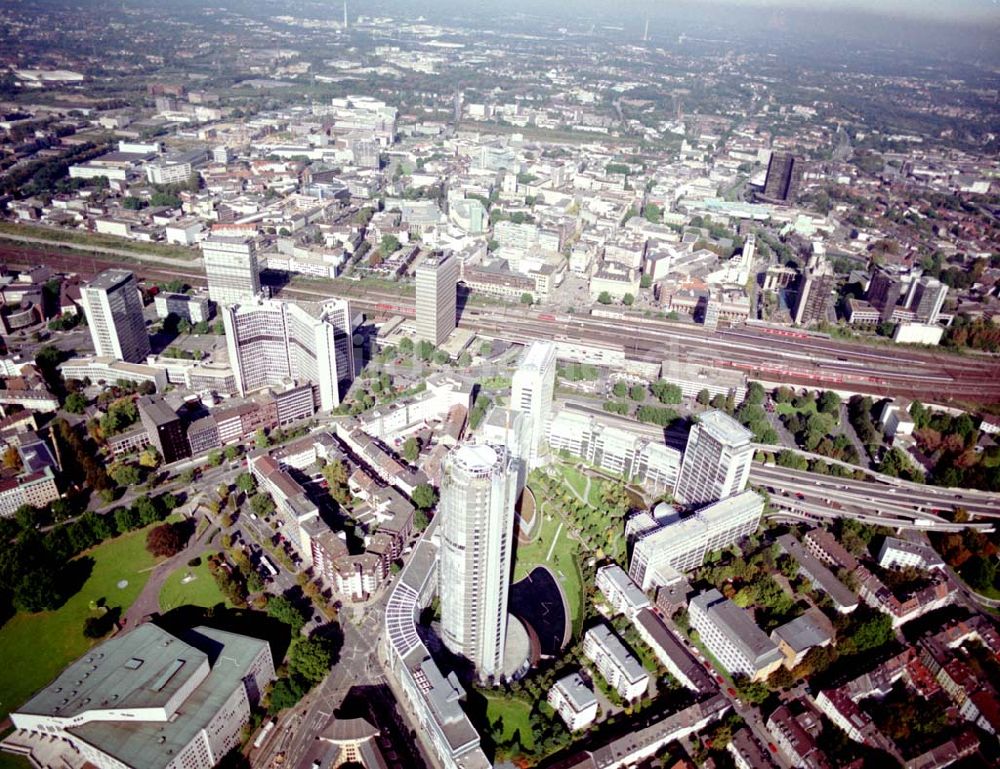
<box><xmin>438</xmin><ymin>443</ymin><xmax>518</xmax><ymax>682</ymax></box>
<box><xmin>80</xmin><ymin>269</ymin><xmax>151</xmax><ymax>363</ymax></box>
<box><xmin>867</xmin><ymin>270</ymin><xmax>903</xmax><ymax>323</ymax></box>
<box><xmin>911</xmin><ymin>276</ymin><xmax>948</xmax><ymax>324</ymax></box>
<box><xmin>510</xmin><ymin>341</ymin><xmax>557</xmax><ymax>469</ymax></box>
<box><xmin>793</xmin><ymin>258</ymin><xmax>836</xmax><ymax>326</ymax></box>
<box><xmin>202</xmin><ymin>236</ymin><xmax>261</xmax><ymax>307</ymax></box>
<box><xmin>761</xmin><ymin>152</ymin><xmax>802</xmax><ymax>203</ymax></box>
<box><xmin>223</xmin><ymin>297</ymin><xmax>354</xmax><ymax>410</ymax></box>
<box><xmin>415</xmin><ymin>253</ymin><xmax>459</xmax><ymax>346</ymax></box>
<box><xmin>675</xmin><ymin>410</ymin><xmax>755</xmax><ymax>507</ymax></box>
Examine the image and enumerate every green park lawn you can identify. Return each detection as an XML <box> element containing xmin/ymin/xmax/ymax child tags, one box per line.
<box><xmin>484</xmin><ymin>693</ymin><xmax>535</xmax><ymax>751</ymax></box>
<box><xmin>0</xmin><ymin>526</ymin><xmax>160</xmax><ymax>722</ymax></box>
<box><xmin>513</xmin><ymin>491</ymin><xmax>585</xmax><ymax>637</ymax></box>
<box><xmin>158</xmin><ymin>553</ymin><xmax>231</xmax><ymax>612</ymax></box>
<box><xmin>775</xmin><ymin>399</ymin><xmax>817</xmax><ymax>418</ymax></box>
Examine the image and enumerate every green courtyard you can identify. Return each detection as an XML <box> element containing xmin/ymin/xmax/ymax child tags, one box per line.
<box><xmin>483</xmin><ymin>692</ymin><xmax>536</xmax><ymax>751</ymax></box>
<box><xmin>0</xmin><ymin>525</ymin><xmax>161</xmax><ymax>722</ymax></box>
<box><xmin>158</xmin><ymin>553</ymin><xmax>231</xmax><ymax>612</ymax></box>
<box><xmin>514</xmin><ymin>483</ymin><xmax>586</xmax><ymax>637</ymax></box>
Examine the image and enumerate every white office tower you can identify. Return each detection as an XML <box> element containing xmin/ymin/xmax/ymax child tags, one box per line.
<box><xmin>223</xmin><ymin>297</ymin><xmax>354</xmax><ymax>410</ymax></box>
<box><xmin>415</xmin><ymin>253</ymin><xmax>459</xmax><ymax>346</ymax></box>
<box><xmin>202</xmin><ymin>236</ymin><xmax>261</xmax><ymax>307</ymax></box>
<box><xmin>629</xmin><ymin>490</ymin><xmax>764</xmax><ymax>590</ymax></box>
<box><xmin>481</xmin><ymin>407</ymin><xmax>531</xmax><ymax>495</ymax></box>
<box><xmin>80</xmin><ymin>269</ymin><xmax>151</xmax><ymax>363</ymax></box>
<box><xmin>910</xmin><ymin>276</ymin><xmax>948</xmax><ymax>324</ymax></box>
<box><xmin>438</xmin><ymin>444</ymin><xmax>518</xmax><ymax>682</ymax></box>
<box><xmin>511</xmin><ymin>341</ymin><xmax>557</xmax><ymax>469</ymax></box>
<box><xmin>675</xmin><ymin>410</ymin><xmax>755</xmax><ymax>506</ymax></box>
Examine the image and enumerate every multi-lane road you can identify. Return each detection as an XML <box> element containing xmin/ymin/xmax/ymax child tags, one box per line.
<box><xmin>751</xmin><ymin>462</ymin><xmax>996</xmax><ymax>532</ymax></box>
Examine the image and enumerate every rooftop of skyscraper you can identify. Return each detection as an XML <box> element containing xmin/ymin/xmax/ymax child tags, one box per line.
<box><xmin>697</xmin><ymin>409</ymin><xmax>754</xmax><ymax>446</ymax></box>
<box><xmin>85</xmin><ymin>268</ymin><xmax>134</xmax><ymax>291</ymax></box>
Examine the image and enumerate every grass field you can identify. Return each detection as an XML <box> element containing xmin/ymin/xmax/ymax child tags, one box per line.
<box><xmin>0</xmin><ymin>526</ymin><xmax>160</xmax><ymax>721</ymax></box>
<box><xmin>158</xmin><ymin>553</ymin><xmax>230</xmax><ymax>612</ymax></box>
<box><xmin>775</xmin><ymin>400</ymin><xmax>817</xmax><ymax>418</ymax></box>
<box><xmin>484</xmin><ymin>693</ymin><xmax>535</xmax><ymax>750</ymax></box>
<box><xmin>513</xmin><ymin>495</ymin><xmax>585</xmax><ymax>637</ymax></box>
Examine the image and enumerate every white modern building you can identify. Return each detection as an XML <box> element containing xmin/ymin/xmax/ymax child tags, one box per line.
<box><xmin>511</xmin><ymin>341</ymin><xmax>557</xmax><ymax>469</ymax></box>
<box><xmin>596</xmin><ymin>564</ymin><xmax>651</xmax><ymax>618</ymax></box>
<box><xmin>80</xmin><ymin>269</ymin><xmax>151</xmax><ymax>363</ymax></box>
<box><xmin>438</xmin><ymin>444</ymin><xmax>519</xmax><ymax>682</ymax></box>
<box><xmin>202</xmin><ymin>236</ymin><xmax>262</xmax><ymax>307</ymax></box>
<box><xmin>154</xmin><ymin>292</ymin><xmax>210</xmax><ymax>323</ymax></box>
<box><xmin>877</xmin><ymin>537</ymin><xmax>945</xmax><ymax>572</ymax></box>
<box><xmin>547</xmin><ymin>409</ymin><xmax>681</xmax><ymax>492</ymax></box>
<box><xmin>415</xmin><ymin>253</ymin><xmax>459</xmax><ymax>346</ymax></box>
<box><xmin>689</xmin><ymin>588</ymin><xmax>783</xmax><ymax>682</ymax></box>
<box><xmin>480</xmin><ymin>407</ymin><xmax>531</xmax><ymax>495</ymax></box>
<box><xmin>547</xmin><ymin>673</ymin><xmax>598</xmax><ymax>731</ymax></box>
<box><xmin>4</xmin><ymin>624</ymin><xmax>274</xmax><ymax>769</ymax></box>
<box><xmin>583</xmin><ymin>623</ymin><xmax>649</xmax><ymax>701</ymax></box>
<box><xmin>223</xmin><ymin>297</ymin><xmax>354</xmax><ymax>411</ymax></box>
<box><xmin>674</xmin><ymin>410</ymin><xmax>755</xmax><ymax>506</ymax></box>
<box><xmin>629</xmin><ymin>491</ymin><xmax>765</xmax><ymax>590</ymax></box>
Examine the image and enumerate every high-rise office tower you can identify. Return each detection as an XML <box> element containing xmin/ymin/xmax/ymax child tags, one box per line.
<box><xmin>438</xmin><ymin>443</ymin><xmax>518</xmax><ymax>682</ymax></box>
<box><xmin>867</xmin><ymin>270</ymin><xmax>904</xmax><ymax>323</ymax></box>
<box><xmin>675</xmin><ymin>410</ymin><xmax>755</xmax><ymax>507</ymax></box>
<box><xmin>793</xmin><ymin>257</ymin><xmax>836</xmax><ymax>326</ymax></box>
<box><xmin>415</xmin><ymin>253</ymin><xmax>459</xmax><ymax>346</ymax></box>
<box><xmin>511</xmin><ymin>341</ymin><xmax>557</xmax><ymax>469</ymax></box>
<box><xmin>223</xmin><ymin>297</ymin><xmax>354</xmax><ymax>410</ymax></box>
<box><xmin>910</xmin><ymin>276</ymin><xmax>948</xmax><ymax>324</ymax></box>
<box><xmin>80</xmin><ymin>269</ymin><xmax>151</xmax><ymax>363</ymax></box>
<box><xmin>761</xmin><ymin>153</ymin><xmax>802</xmax><ymax>203</ymax></box>
<box><xmin>202</xmin><ymin>236</ymin><xmax>261</xmax><ymax>307</ymax></box>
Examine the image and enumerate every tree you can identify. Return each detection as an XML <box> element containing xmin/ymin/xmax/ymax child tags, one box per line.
<box><xmin>600</xmin><ymin>482</ymin><xmax>631</xmax><ymax>518</ymax></box>
<box><xmin>207</xmin><ymin>450</ymin><xmax>223</xmax><ymax>467</ymax></box>
<box><xmin>622</xmin><ymin>293</ymin><xmax>635</xmax><ymax>306</ymax></box>
<box><xmin>268</xmin><ymin>676</ymin><xmax>306</xmax><ymax>712</ymax></box>
<box><xmin>817</xmin><ymin>390</ymin><xmax>841</xmax><ymax>416</ymax></box>
<box><xmin>520</xmin><ymin>292</ymin><xmax>534</xmax><ymax>305</ymax></box>
<box><xmin>379</xmin><ymin>234</ymin><xmax>400</xmax><ymax>256</ymax></box>
<box><xmin>236</xmin><ymin>472</ymin><xmax>257</xmax><ymax>494</ymax></box>
<box><xmin>402</xmin><ymin>437</ymin><xmax>421</xmax><ymax>464</ymax></box>
<box><xmin>629</xmin><ymin>385</ymin><xmax>647</xmax><ymax>402</ymax></box>
<box><xmin>696</xmin><ymin>389</ymin><xmax>711</xmax><ymax>406</ymax></box>
<box><xmin>640</xmin><ymin>274</ymin><xmax>653</xmax><ymax>289</ymax></box>
<box><xmin>266</xmin><ymin>594</ymin><xmax>308</xmax><ymax>634</ymax></box>
<box><xmin>64</xmin><ymin>392</ymin><xmax>88</xmax><ymax>414</ymax></box>
<box><xmin>255</xmin><ymin>428</ymin><xmax>270</xmax><ymax>449</ymax></box>
<box><xmin>597</xmin><ymin>291</ymin><xmax>612</xmax><ymax>305</ymax></box>
<box><xmin>288</xmin><ymin>637</ymin><xmax>333</xmax><ymax>684</ymax></box>
<box><xmin>612</xmin><ymin>381</ymin><xmax>628</xmax><ymax>398</ymax></box>
<box><xmin>651</xmin><ymin>380</ymin><xmax>683</xmax><ymax>404</ymax></box>
<box><xmin>412</xmin><ymin>483</ymin><xmax>438</xmax><ymax>510</ymax></box>
<box><xmin>146</xmin><ymin>522</ymin><xmax>188</xmax><ymax>558</ymax></box>
<box><xmin>2</xmin><ymin>445</ymin><xmax>22</xmax><ymax>473</ymax></box>
<box><xmin>250</xmin><ymin>493</ymin><xmax>276</xmax><ymax>518</ymax></box>
<box><xmin>399</xmin><ymin>337</ymin><xmax>414</xmax><ymax>355</ymax></box>
<box><xmin>110</xmin><ymin>463</ymin><xmax>142</xmax><ymax>487</ymax></box>
<box><xmin>138</xmin><ymin>447</ymin><xmax>161</xmax><ymax>469</ymax></box>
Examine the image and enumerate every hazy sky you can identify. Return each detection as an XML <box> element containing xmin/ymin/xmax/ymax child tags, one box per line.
<box><xmin>447</xmin><ymin>0</ymin><xmax>1000</xmax><ymax>24</ymax></box>
<box><xmin>686</xmin><ymin>0</ymin><xmax>999</xmax><ymax>21</ymax></box>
